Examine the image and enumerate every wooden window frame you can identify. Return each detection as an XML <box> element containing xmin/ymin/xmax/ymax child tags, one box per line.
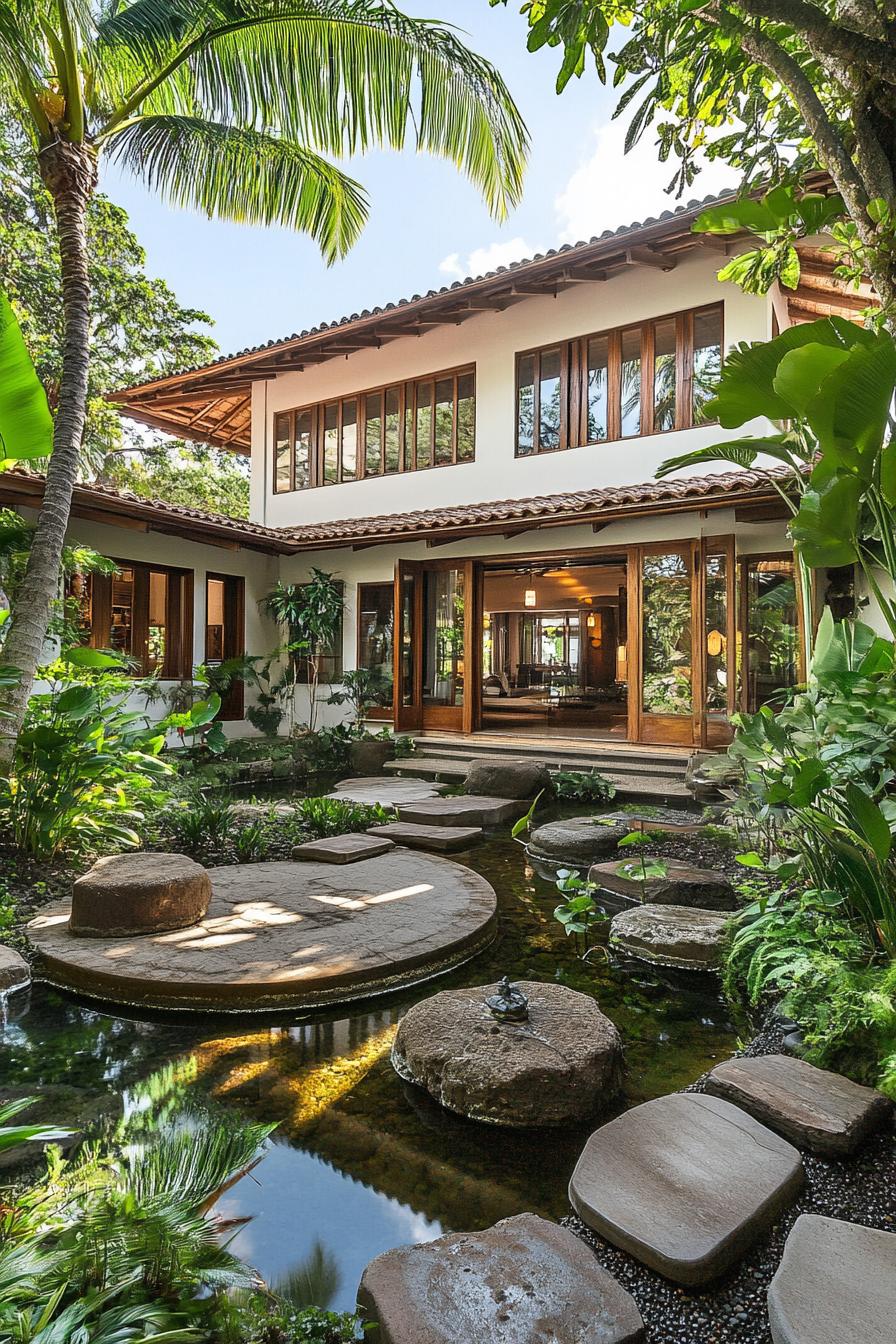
<box><xmin>271</xmin><ymin>364</ymin><xmax>475</xmax><ymax>494</ymax></box>
<box><xmin>356</xmin><ymin>580</ymin><xmax>394</xmax><ymax>719</ymax></box>
<box><xmin>74</xmin><ymin>561</ymin><xmax>193</xmax><ymax>679</ymax></box>
<box><xmin>515</xmin><ymin>302</ymin><xmax>723</xmax><ymax>457</ymax></box>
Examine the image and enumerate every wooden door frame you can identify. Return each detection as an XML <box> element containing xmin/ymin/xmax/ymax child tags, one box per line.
<box><xmin>632</xmin><ymin>540</ymin><xmax>701</xmax><ymax>748</ymax></box>
<box><xmin>206</xmin><ymin>572</ymin><xmax>245</xmax><ymax>721</ymax></box>
<box><xmin>393</xmin><ymin>559</ymin><xmax>424</xmax><ymax>732</ymax></box>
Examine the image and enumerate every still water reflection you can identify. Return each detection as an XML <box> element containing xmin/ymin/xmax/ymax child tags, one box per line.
<box><xmin>0</xmin><ymin>829</ymin><xmax>737</xmax><ymax>1312</ymax></box>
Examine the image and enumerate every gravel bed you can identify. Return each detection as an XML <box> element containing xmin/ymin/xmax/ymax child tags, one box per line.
<box><xmin>563</xmin><ymin>1016</ymin><xmax>896</xmax><ymax>1343</ymax></box>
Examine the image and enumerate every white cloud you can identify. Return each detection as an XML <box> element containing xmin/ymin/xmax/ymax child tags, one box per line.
<box><xmin>554</xmin><ymin>121</ymin><xmax>735</xmax><ymax>245</ymax></box>
<box><xmin>438</xmin><ymin>236</ymin><xmax>540</xmax><ymax>281</ymax></box>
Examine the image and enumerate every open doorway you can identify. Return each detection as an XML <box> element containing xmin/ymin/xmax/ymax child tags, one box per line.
<box><xmin>480</xmin><ymin>557</ymin><xmax>628</xmax><ymax>739</ymax></box>
<box><xmin>205</xmin><ymin>573</ymin><xmax>245</xmax><ymax>721</ymax></box>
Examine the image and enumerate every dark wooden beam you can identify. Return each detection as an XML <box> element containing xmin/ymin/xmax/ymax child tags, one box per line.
<box><xmin>625</xmin><ymin>245</ymin><xmax>676</xmax><ymax>271</ymax></box>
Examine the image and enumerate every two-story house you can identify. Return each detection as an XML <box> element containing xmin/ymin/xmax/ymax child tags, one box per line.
<box><xmin>2</xmin><ymin>188</ymin><xmax>868</xmax><ymax>751</ymax></box>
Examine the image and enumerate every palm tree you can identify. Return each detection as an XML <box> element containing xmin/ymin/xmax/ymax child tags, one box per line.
<box><xmin>0</xmin><ymin>0</ymin><xmax>528</xmax><ymax>750</ymax></box>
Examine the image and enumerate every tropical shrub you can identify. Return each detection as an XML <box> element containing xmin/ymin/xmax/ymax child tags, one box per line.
<box><xmin>293</xmin><ymin>797</ymin><xmax>393</xmax><ymax>839</ymax></box>
<box><xmin>725</xmin><ymin>888</ymin><xmax>896</xmax><ymax>1096</ymax></box>
<box><xmin>2</xmin><ymin>667</ymin><xmax>166</xmax><ymax>859</ymax></box>
<box><xmin>165</xmin><ymin>792</ymin><xmax>237</xmax><ymax>855</ymax></box>
<box><xmin>551</xmin><ymin>769</ymin><xmax>616</xmax><ymax>803</ymax></box>
<box><xmin>264</xmin><ymin>574</ymin><xmax>344</xmax><ymax>735</ymax></box>
<box><xmin>232</xmin><ymin>821</ymin><xmax>271</xmax><ymax>864</ymax></box>
<box><xmin>301</xmin><ymin>725</ymin><xmax>358</xmax><ymax>776</ymax></box>
<box><xmin>727</xmin><ymin>628</ymin><xmax>896</xmax><ymax>957</ymax></box>
<box><xmin>327</xmin><ymin>667</ymin><xmax>392</xmax><ymax>722</ymax></box>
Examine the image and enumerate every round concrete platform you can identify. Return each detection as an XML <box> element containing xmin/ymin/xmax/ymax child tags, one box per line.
<box><xmin>27</xmin><ymin>853</ymin><xmax>498</xmax><ymax>1012</ymax></box>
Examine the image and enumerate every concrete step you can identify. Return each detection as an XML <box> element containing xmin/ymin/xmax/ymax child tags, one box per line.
<box><xmin>410</xmin><ymin>737</ymin><xmax>689</xmax><ymax>781</ymax></box>
<box><xmin>385</xmin><ymin>756</ymin><xmax>692</xmax><ymax>808</ymax></box>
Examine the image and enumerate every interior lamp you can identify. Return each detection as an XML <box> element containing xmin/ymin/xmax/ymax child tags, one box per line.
<box><xmin>524</xmin><ymin>588</ymin><xmax>537</xmax><ymax>608</ymax></box>
<box><xmin>706</xmin><ymin>629</ymin><xmax>725</xmax><ymax>657</ymax></box>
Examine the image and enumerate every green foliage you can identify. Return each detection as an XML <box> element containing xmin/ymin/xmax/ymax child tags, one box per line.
<box><xmin>264</xmin><ymin>575</ymin><xmax>345</xmax><ymax>735</ymax></box>
<box><xmin>327</xmin><ymin>667</ymin><xmax>392</xmax><ymax>722</ymax></box>
<box><xmin>0</xmin><ymin>1091</ymin><xmax>276</xmax><ymax>1341</ymax></box>
<box><xmin>510</xmin><ymin>789</ymin><xmax>544</xmax><ymax>840</ymax></box>
<box><xmin>220</xmin><ymin>1299</ymin><xmax>365</xmax><ymax>1344</ymax></box>
<box><xmin>0</xmin><ymin>286</ymin><xmax>52</xmax><ymax>469</ymax></box>
<box><xmin>301</xmin><ymin>725</ymin><xmax>356</xmax><ymax>776</ymax></box>
<box><xmin>728</xmin><ymin>635</ymin><xmax>896</xmax><ymax>955</ymax></box>
<box><xmin>165</xmin><ymin>793</ymin><xmax>236</xmax><ymax>855</ymax></box>
<box><xmin>725</xmin><ymin>888</ymin><xmax>896</xmax><ymax>1095</ymax></box>
<box><xmin>0</xmin><ymin>509</ymin><xmax>117</xmax><ymax>650</ymax></box>
<box><xmin>551</xmin><ymin>769</ymin><xmax>615</xmax><ymax>803</ymax></box>
<box><xmin>552</xmin><ymin>869</ymin><xmax>609</xmax><ymax>956</ymax></box>
<box><xmin>0</xmin><ymin>123</ymin><xmax>216</xmax><ymax>474</ymax></box>
<box><xmin>616</xmin><ymin>830</ymin><xmax>669</xmax><ymax>883</ymax></box>
<box><xmin>293</xmin><ymin>797</ymin><xmax>393</xmax><ymax>840</ymax></box>
<box><xmin>104</xmin><ymin>443</ymin><xmax>250</xmax><ymax>519</ymax></box>
<box><xmin>232</xmin><ymin>820</ymin><xmax>271</xmax><ymax>863</ymax></box>
<box><xmin>0</xmin><ymin>665</ymin><xmax>217</xmax><ymax>858</ymax></box>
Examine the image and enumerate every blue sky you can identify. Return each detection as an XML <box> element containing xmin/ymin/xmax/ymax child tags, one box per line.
<box><xmin>102</xmin><ymin>1</ymin><xmax>734</xmax><ymax>358</ymax></box>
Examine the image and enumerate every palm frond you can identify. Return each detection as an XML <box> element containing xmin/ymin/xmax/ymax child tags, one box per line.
<box><xmin>655</xmin><ymin>436</ymin><xmax>806</xmax><ymax>479</ymax></box>
<box><xmin>105</xmin><ymin>115</ymin><xmax>367</xmax><ymax>259</ymax></box>
<box><xmin>121</xmin><ymin>1117</ymin><xmax>274</xmax><ymax>1209</ymax></box>
<box><xmin>96</xmin><ymin>0</ymin><xmax>528</xmax><ymax>219</ymax></box>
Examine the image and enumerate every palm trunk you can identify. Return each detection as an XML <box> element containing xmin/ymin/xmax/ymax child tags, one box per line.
<box><xmin>0</xmin><ymin>141</ymin><xmax>97</xmax><ymax>760</ymax></box>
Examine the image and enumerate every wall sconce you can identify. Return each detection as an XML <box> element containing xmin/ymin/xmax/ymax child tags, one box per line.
<box><xmin>524</xmin><ymin>589</ymin><xmax>537</xmax><ymax>608</ymax></box>
<box><xmin>616</xmin><ymin>642</ymin><xmax>627</xmax><ymax>681</ymax></box>
<box><xmin>586</xmin><ymin>610</ymin><xmax>602</xmax><ymax>648</ymax></box>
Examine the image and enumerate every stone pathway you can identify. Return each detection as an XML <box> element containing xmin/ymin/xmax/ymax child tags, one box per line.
<box><xmin>705</xmin><ymin>1053</ymin><xmax>893</xmax><ymax>1157</ymax></box>
<box><xmin>397</xmin><ymin>795</ymin><xmax>521</xmax><ymax>827</ymax></box>
<box><xmin>368</xmin><ymin>822</ymin><xmax>483</xmax><ymax>852</ymax></box>
<box><xmin>357</xmin><ymin>1213</ymin><xmax>645</xmax><ymax>1344</ymax></box>
<box><xmin>569</xmin><ymin>1093</ymin><xmax>804</xmax><ymax>1286</ymax></box>
<box><xmin>609</xmin><ymin>903</ymin><xmax>730</xmax><ymax>970</ymax></box>
<box><xmin>291</xmin><ymin>833</ymin><xmax>395</xmax><ymax>864</ymax></box>
<box><xmin>590</xmin><ymin>858</ymin><xmax>737</xmax><ymax>910</ymax></box>
<box><xmin>27</xmin><ymin>853</ymin><xmax>497</xmax><ymax>1011</ymax></box>
<box><xmin>391</xmin><ymin>981</ymin><xmax>623</xmax><ymax>1127</ymax></box>
<box><xmin>326</xmin><ymin>776</ymin><xmax>447</xmax><ymax>807</ymax></box>
<box><xmin>767</xmin><ymin>1214</ymin><xmax>896</xmax><ymax>1344</ymax></box>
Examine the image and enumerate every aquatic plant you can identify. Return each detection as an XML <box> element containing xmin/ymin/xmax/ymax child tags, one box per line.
<box><xmin>551</xmin><ymin>769</ymin><xmax>616</xmax><ymax>803</ymax></box>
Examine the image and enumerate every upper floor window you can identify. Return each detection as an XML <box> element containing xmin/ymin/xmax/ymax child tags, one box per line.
<box><xmin>515</xmin><ymin>304</ymin><xmax>722</xmax><ymax>456</ymax></box>
<box><xmin>273</xmin><ymin>365</ymin><xmax>475</xmax><ymax>493</ymax></box>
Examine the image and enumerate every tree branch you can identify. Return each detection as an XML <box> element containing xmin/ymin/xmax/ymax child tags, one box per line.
<box><xmin>736</xmin><ymin>0</ymin><xmax>896</xmax><ymax>86</ymax></box>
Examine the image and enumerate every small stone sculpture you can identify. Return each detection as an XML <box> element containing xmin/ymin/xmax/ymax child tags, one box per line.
<box><xmin>486</xmin><ymin>976</ymin><xmax>529</xmax><ymax>1022</ymax></box>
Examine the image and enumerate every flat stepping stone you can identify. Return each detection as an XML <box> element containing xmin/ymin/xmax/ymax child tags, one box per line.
<box><xmin>590</xmin><ymin>858</ymin><xmax>737</xmax><ymax>910</ymax></box>
<box><xmin>768</xmin><ymin>1214</ymin><xmax>896</xmax><ymax>1344</ymax></box>
<box><xmin>28</xmin><ymin>853</ymin><xmax>496</xmax><ymax>1012</ymax></box>
<box><xmin>291</xmin><ymin>833</ymin><xmax>395</xmax><ymax>864</ymax></box>
<box><xmin>600</xmin><ymin>808</ymin><xmax>706</xmax><ymax>833</ymax></box>
<box><xmin>357</xmin><ymin>1212</ymin><xmax>645</xmax><ymax>1343</ymax></box>
<box><xmin>705</xmin><ymin>1053</ymin><xmax>893</xmax><ymax>1157</ymax></box>
<box><xmin>570</xmin><ymin>1093</ymin><xmax>804</xmax><ymax>1286</ymax></box>
<box><xmin>367</xmin><ymin>822</ymin><xmax>482</xmax><ymax>852</ymax></box>
<box><xmin>70</xmin><ymin>852</ymin><xmax>211</xmax><ymax>938</ymax></box>
<box><xmin>397</xmin><ymin>795</ymin><xmax>521</xmax><ymax>827</ymax></box>
<box><xmin>610</xmin><ymin>903</ymin><xmax>730</xmax><ymax>970</ymax></box>
<box><xmin>327</xmin><ymin>776</ymin><xmax>447</xmax><ymax>806</ymax></box>
<box><xmin>392</xmin><ymin>980</ymin><xmax>623</xmax><ymax>1127</ymax></box>
<box><xmin>528</xmin><ymin>818</ymin><xmax>631</xmax><ymax>866</ymax></box>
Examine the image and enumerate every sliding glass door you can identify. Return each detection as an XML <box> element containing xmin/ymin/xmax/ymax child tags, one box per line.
<box><xmin>635</xmin><ymin>543</ymin><xmax>699</xmax><ymax>745</ymax></box>
<box><xmin>393</xmin><ymin>559</ymin><xmax>478</xmax><ymax>732</ymax></box>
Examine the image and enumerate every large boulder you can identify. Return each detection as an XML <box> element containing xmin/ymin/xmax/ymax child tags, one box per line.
<box><xmin>392</xmin><ymin>980</ymin><xmax>623</xmax><ymax>1127</ymax></box>
<box><xmin>528</xmin><ymin>818</ymin><xmax>630</xmax><ymax>866</ymax></box>
<box><xmin>357</xmin><ymin>1213</ymin><xmax>645</xmax><ymax>1344</ymax></box>
<box><xmin>705</xmin><ymin>1053</ymin><xmax>893</xmax><ymax>1157</ymax></box>
<box><xmin>767</xmin><ymin>1214</ymin><xmax>896</xmax><ymax>1344</ymax></box>
<box><xmin>590</xmin><ymin>858</ymin><xmax>738</xmax><ymax>911</ymax></box>
<box><xmin>0</xmin><ymin>945</ymin><xmax>30</xmax><ymax>995</ymax></box>
<box><xmin>570</xmin><ymin>1093</ymin><xmax>804</xmax><ymax>1286</ymax></box>
<box><xmin>609</xmin><ymin>904</ymin><xmax>730</xmax><ymax>971</ymax></box>
<box><xmin>463</xmin><ymin>757</ymin><xmax>551</xmax><ymax>800</ymax></box>
<box><xmin>69</xmin><ymin>852</ymin><xmax>211</xmax><ymax>938</ymax></box>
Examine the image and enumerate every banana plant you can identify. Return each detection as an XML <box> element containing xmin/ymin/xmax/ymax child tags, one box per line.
<box><xmin>0</xmin><ymin>289</ymin><xmax>53</xmax><ymax>470</ymax></box>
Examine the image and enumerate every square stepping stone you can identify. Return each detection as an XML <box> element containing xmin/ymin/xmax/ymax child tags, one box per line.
<box><xmin>357</xmin><ymin>1212</ymin><xmax>645</xmax><ymax>1343</ymax></box>
<box><xmin>397</xmin><ymin>795</ymin><xmax>521</xmax><ymax>827</ymax></box>
<box><xmin>367</xmin><ymin>822</ymin><xmax>482</xmax><ymax>853</ymax></box>
<box><xmin>705</xmin><ymin>1053</ymin><xmax>893</xmax><ymax>1156</ymax></box>
<box><xmin>768</xmin><ymin>1214</ymin><xmax>896</xmax><ymax>1344</ymax></box>
<box><xmin>590</xmin><ymin>858</ymin><xmax>737</xmax><ymax>910</ymax></box>
<box><xmin>569</xmin><ymin>1093</ymin><xmax>804</xmax><ymax>1285</ymax></box>
<box><xmin>291</xmin><ymin>833</ymin><xmax>395</xmax><ymax>864</ymax></box>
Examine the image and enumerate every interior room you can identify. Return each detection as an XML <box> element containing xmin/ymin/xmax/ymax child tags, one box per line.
<box><xmin>480</xmin><ymin>557</ymin><xmax>629</xmax><ymax>738</ymax></box>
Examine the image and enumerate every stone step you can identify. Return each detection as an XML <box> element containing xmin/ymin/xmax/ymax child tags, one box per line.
<box><xmin>357</xmin><ymin>1213</ymin><xmax>645</xmax><ymax>1344</ymax></box>
<box><xmin>368</xmin><ymin>822</ymin><xmax>483</xmax><ymax>852</ymax></box>
<box><xmin>569</xmin><ymin>1092</ymin><xmax>804</xmax><ymax>1286</ymax></box>
<box><xmin>413</xmin><ymin>734</ymin><xmax>690</xmax><ymax>774</ymax></box>
<box><xmin>386</xmin><ymin>757</ymin><xmax>692</xmax><ymax>807</ymax></box>
<box><xmin>767</xmin><ymin>1214</ymin><xmax>896</xmax><ymax>1344</ymax></box>
<box><xmin>705</xmin><ymin>1053</ymin><xmax>893</xmax><ymax>1157</ymax></box>
<box><xmin>325</xmin><ymin>777</ymin><xmax>447</xmax><ymax>809</ymax></box>
<box><xmin>291</xmin><ymin>834</ymin><xmax>395</xmax><ymax>864</ymax></box>
<box><xmin>397</xmin><ymin>796</ymin><xmax>522</xmax><ymax>828</ymax></box>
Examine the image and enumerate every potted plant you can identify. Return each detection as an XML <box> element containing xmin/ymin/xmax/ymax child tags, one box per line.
<box><xmin>327</xmin><ymin>667</ymin><xmax>395</xmax><ymax>774</ymax></box>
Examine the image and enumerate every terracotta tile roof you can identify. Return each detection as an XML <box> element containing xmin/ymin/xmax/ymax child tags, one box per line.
<box><xmin>0</xmin><ymin>467</ymin><xmax>793</xmax><ymax>555</ymax></box>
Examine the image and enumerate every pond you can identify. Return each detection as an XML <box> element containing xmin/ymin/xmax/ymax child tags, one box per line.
<box><xmin>0</xmin><ymin>818</ymin><xmax>737</xmax><ymax>1314</ymax></box>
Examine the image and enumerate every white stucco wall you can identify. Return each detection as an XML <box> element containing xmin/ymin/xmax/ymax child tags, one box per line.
<box><xmin>249</xmin><ymin>249</ymin><xmax>774</xmax><ymax>530</ymax></box>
